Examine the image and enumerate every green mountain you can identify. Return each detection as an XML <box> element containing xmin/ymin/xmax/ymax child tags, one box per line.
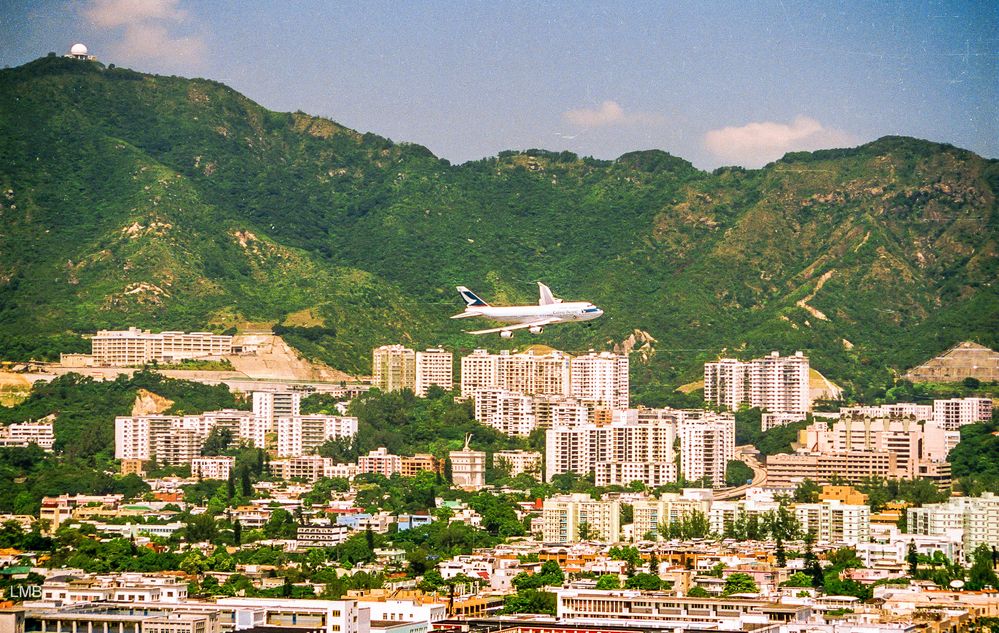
<box><xmin>1</xmin><ymin>55</ymin><xmax>996</xmax><ymax>397</ymax></box>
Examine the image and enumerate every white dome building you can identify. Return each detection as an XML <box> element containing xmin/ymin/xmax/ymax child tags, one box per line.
<box><xmin>66</xmin><ymin>43</ymin><xmax>95</xmax><ymax>61</ymax></box>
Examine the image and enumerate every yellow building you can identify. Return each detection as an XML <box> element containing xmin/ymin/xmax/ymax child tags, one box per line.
<box><xmin>819</xmin><ymin>485</ymin><xmax>868</xmax><ymax>506</ymax></box>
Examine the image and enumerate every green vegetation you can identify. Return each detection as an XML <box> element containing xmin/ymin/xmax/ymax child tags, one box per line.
<box><xmin>626</xmin><ymin>573</ymin><xmax>669</xmax><ymax>590</ymax></box>
<box><xmin>854</xmin><ymin>477</ymin><xmax>949</xmax><ymax>511</ymax></box>
<box><xmin>0</xmin><ymin>56</ymin><xmax>995</xmax><ymax>396</ymax></box>
<box><xmin>782</xmin><ymin>572</ymin><xmax>815</xmax><ymax>587</ymax></box>
<box><xmin>139</xmin><ymin>359</ymin><xmax>234</xmax><ymax>371</ymax></box>
<box><xmin>0</xmin><ymin>371</ymin><xmax>243</xmax><ymax>460</ymax></box>
<box><xmin>885</xmin><ymin>380</ymin><xmax>999</xmax><ymax>404</ymax></box>
<box><xmin>315</xmin><ymin>387</ymin><xmax>526</xmax><ymax>461</ymax></box>
<box><xmin>722</xmin><ymin>572</ymin><xmax>759</xmax><ymax>595</ymax></box>
<box><xmin>725</xmin><ymin>459</ymin><xmax>754</xmax><ymax>486</ymax></box>
<box><xmin>503</xmin><ymin>560</ymin><xmax>563</xmax><ymax>615</ymax></box>
<box><xmin>0</xmin><ymin>371</ymin><xmax>243</xmax><ymax>513</ymax></box>
<box><xmin>949</xmin><ymin>412</ymin><xmax>999</xmax><ymax>495</ymax></box>
<box><xmin>658</xmin><ymin>509</ymin><xmax>711</xmax><ymax>540</ymax></box>
<box><xmin>734</xmin><ymin>408</ymin><xmax>811</xmax><ymax>456</ymax></box>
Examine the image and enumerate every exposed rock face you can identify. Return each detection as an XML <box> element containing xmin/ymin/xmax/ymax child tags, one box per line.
<box><xmin>904</xmin><ymin>341</ymin><xmax>999</xmax><ymax>383</ymax></box>
<box><xmin>227</xmin><ymin>334</ymin><xmax>353</xmax><ymax>382</ymax></box>
<box><xmin>612</xmin><ymin>329</ymin><xmax>657</xmax><ymax>363</ymax></box>
<box><xmin>131</xmin><ymin>388</ymin><xmax>174</xmax><ymax>416</ymax></box>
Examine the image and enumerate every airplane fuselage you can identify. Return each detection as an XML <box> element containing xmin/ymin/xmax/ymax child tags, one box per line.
<box><xmin>460</xmin><ymin>301</ymin><xmax>603</xmax><ymax>324</ymax></box>
<box><xmin>452</xmin><ymin>283</ymin><xmax>603</xmax><ymax>335</ymax></box>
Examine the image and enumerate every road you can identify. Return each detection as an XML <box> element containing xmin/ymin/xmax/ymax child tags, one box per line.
<box><xmin>713</xmin><ymin>444</ymin><xmax>767</xmax><ymax>500</ymax></box>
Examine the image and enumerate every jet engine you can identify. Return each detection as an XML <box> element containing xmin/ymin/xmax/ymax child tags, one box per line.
<box><xmin>529</xmin><ymin>325</ymin><xmax>544</xmax><ymax>334</ymax></box>
<box><xmin>500</xmin><ymin>330</ymin><xmax>514</xmax><ymax>339</ymax></box>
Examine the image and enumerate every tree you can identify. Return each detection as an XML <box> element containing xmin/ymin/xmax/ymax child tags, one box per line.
<box><xmin>609</xmin><ymin>545</ymin><xmax>642</xmax><ymax>572</ymax></box>
<box><xmin>239</xmin><ymin>466</ymin><xmax>252</xmax><ymax>497</ymax></box>
<box><xmin>202</xmin><ymin>428</ymin><xmax>234</xmax><ymax>456</ymax></box>
<box><xmin>968</xmin><ymin>544</ymin><xmax>999</xmax><ymax>590</ymax></box>
<box><xmin>804</xmin><ymin>533</ymin><xmax>824</xmax><ymax>587</ymax></box>
<box><xmin>595</xmin><ymin>574</ymin><xmax>620</xmax><ymax>590</ymax></box>
<box><xmin>512</xmin><ymin>560</ymin><xmax>565</xmax><ymax>591</ymax></box>
<box><xmin>823</xmin><ymin>570</ymin><xmax>871</xmax><ymax>600</ymax></box>
<box><xmin>263</xmin><ymin>508</ymin><xmax>297</xmax><ymax>540</ymax></box>
<box><xmin>782</xmin><ymin>572</ymin><xmax>814</xmax><ymax>587</ymax></box>
<box><xmin>501</xmin><ymin>588</ymin><xmax>556</xmax><ymax>615</ymax></box>
<box><xmin>793</xmin><ymin>479</ymin><xmax>821</xmax><ymax>503</ymax></box>
<box><xmin>185</xmin><ymin>512</ymin><xmax>219</xmax><ymax>543</ymax></box>
<box><xmin>659</xmin><ymin>509</ymin><xmax>711</xmax><ymax>540</ymax></box>
<box><xmin>687</xmin><ymin>586</ymin><xmax>710</xmax><ymax>598</ymax></box>
<box><xmin>233</xmin><ymin>519</ymin><xmax>242</xmax><ymax>546</ymax></box>
<box><xmin>722</xmin><ymin>572</ymin><xmax>759</xmax><ymax>595</ymax></box>
<box><xmin>775</xmin><ymin>536</ymin><xmax>787</xmax><ymax>568</ymax></box>
<box><xmin>826</xmin><ymin>547</ymin><xmax>863</xmax><ymax>570</ymax></box>
<box><xmin>626</xmin><ymin>573</ymin><xmax>667</xmax><ymax>590</ymax></box>
<box><xmin>907</xmin><ymin>541</ymin><xmax>919</xmax><ymax>577</ymax></box>
<box><xmin>577</xmin><ymin>522</ymin><xmax>600</xmax><ymax>541</ymax></box>
<box><xmin>538</xmin><ymin>560</ymin><xmax>565</xmax><ymax>586</ymax></box>
<box><xmin>725</xmin><ymin>460</ymin><xmax>754</xmax><ymax>486</ymax></box>
<box><xmin>179</xmin><ymin>551</ymin><xmax>207</xmax><ymax>575</ymax></box>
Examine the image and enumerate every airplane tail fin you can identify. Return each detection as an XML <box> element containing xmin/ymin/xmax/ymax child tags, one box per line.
<box><xmin>457</xmin><ymin>286</ymin><xmax>489</xmax><ymax>307</ymax></box>
<box><xmin>537</xmin><ymin>282</ymin><xmax>562</xmax><ymax>306</ymax></box>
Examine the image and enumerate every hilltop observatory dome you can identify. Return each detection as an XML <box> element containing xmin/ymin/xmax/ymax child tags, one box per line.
<box><xmin>66</xmin><ymin>43</ymin><xmax>94</xmax><ymax>60</ymax></box>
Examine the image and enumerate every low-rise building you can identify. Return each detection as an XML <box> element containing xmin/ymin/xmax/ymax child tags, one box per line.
<box><xmin>450</xmin><ymin>437</ymin><xmax>485</xmax><ymax>491</ymax></box>
<box><xmin>794</xmin><ymin>499</ymin><xmax>871</xmax><ymax>544</ymax></box>
<box><xmin>415</xmin><ymin>348</ymin><xmax>453</xmax><ymax>396</ymax></box>
<box><xmin>92</xmin><ymin>327</ymin><xmax>232</xmax><ymax>366</ymax></box>
<box><xmin>400</xmin><ymin>454</ymin><xmax>442</xmax><ymax>477</ymax></box>
<box><xmin>297</xmin><ymin>525</ymin><xmax>350</xmax><ymax>548</ymax></box>
<box><xmin>555</xmin><ymin>588</ymin><xmax>810</xmax><ymax>625</ymax></box>
<box><xmin>39</xmin><ymin>494</ymin><xmax>123</xmax><ymax>533</ymax></box>
<box><xmin>767</xmin><ymin>451</ymin><xmax>898</xmax><ymax>486</ymax></box>
<box><xmin>633</xmin><ymin>491</ymin><xmax>713</xmax><ymax>541</ymax></box>
<box><xmin>932</xmin><ymin>397</ymin><xmax>993</xmax><ymax>430</ymax></box>
<box><xmin>373</xmin><ymin>345</ymin><xmax>416</xmax><ymax>393</ymax></box>
<box><xmin>191</xmin><ymin>457</ymin><xmax>235</xmax><ymax>481</ymax></box>
<box><xmin>276</xmin><ymin>415</ymin><xmax>358</xmax><ymax>457</ymax></box>
<box><xmin>359</xmin><ymin>447</ymin><xmax>403</xmax><ymax>477</ymax></box>
<box><xmin>0</xmin><ymin>421</ymin><xmax>55</xmax><ymax>450</ymax></box>
<box><xmin>493</xmin><ymin>450</ymin><xmax>542</xmax><ymax>479</ymax></box>
<box><xmin>542</xmin><ymin>494</ymin><xmax>620</xmax><ymax>544</ymax></box>
<box><xmin>270</xmin><ymin>456</ymin><xmax>332</xmax><ymax>482</ymax></box>
<box><xmin>907</xmin><ymin>492</ymin><xmax>999</xmax><ymax>553</ymax></box>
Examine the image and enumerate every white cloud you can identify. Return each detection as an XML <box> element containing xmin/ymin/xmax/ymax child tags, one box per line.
<box><xmin>703</xmin><ymin>116</ymin><xmax>858</xmax><ymax>167</ymax></box>
<box><xmin>116</xmin><ymin>22</ymin><xmax>205</xmax><ymax>63</ymax></box>
<box><xmin>83</xmin><ymin>0</ymin><xmax>205</xmax><ymax>67</ymax></box>
<box><xmin>563</xmin><ymin>100</ymin><xmax>667</xmax><ymax>129</ymax></box>
<box><xmin>85</xmin><ymin>0</ymin><xmax>187</xmax><ymax>28</ymax></box>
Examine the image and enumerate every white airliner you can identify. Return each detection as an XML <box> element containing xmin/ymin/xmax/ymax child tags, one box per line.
<box><xmin>451</xmin><ymin>283</ymin><xmax>603</xmax><ymax>338</ymax></box>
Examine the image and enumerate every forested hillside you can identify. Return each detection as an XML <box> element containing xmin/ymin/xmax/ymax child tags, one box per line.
<box><xmin>1</xmin><ymin>55</ymin><xmax>996</xmax><ymax>398</ymax></box>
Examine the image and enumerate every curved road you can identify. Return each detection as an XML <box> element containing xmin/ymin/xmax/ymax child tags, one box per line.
<box><xmin>714</xmin><ymin>444</ymin><xmax>767</xmax><ymax>500</ymax></box>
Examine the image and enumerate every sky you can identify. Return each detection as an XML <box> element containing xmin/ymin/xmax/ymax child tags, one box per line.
<box><xmin>1</xmin><ymin>0</ymin><xmax>996</xmax><ymax>169</ymax></box>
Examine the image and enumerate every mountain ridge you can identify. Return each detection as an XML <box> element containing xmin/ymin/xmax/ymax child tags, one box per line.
<box><xmin>0</xmin><ymin>55</ymin><xmax>996</xmax><ymax>398</ymax></box>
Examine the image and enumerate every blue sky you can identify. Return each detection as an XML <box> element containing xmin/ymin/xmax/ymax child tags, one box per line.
<box><xmin>1</xmin><ymin>0</ymin><xmax>996</xmax><ymax>168</ymax></box>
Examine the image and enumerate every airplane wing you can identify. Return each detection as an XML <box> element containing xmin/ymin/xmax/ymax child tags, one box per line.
<box><xmin>466</xmin><ymin>317</ymin><xmax>560</xmax><ymax>335</ymax></box>
<box><xmin>537</xmin><ymin>282</ymin><xmax>562</xmax><ymax>305</ymax></box>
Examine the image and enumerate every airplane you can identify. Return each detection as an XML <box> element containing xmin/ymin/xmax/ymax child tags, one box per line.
<box><xmin>451</xmin><ymin>282</ymin><xmax>603</xmax><ymax>338</ymax></box>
